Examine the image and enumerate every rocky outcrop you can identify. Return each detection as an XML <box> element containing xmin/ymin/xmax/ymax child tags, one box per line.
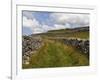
<box><xmin>22</xmin><ymin>36</ymin><xmax>43</xmax><ymax>65</ymax></box>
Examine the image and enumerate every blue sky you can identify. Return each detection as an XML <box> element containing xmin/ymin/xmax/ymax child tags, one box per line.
<box><xmin>22</xmin><ymin>11</ymin><xmax>89</xmax><ymax>35</ymax></box>
<box><xmin>33</xmin><ymin>12</ymin><xmax>54</xmax><ymax>26</ymax></box>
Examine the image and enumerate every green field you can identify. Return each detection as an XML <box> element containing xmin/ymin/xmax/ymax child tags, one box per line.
<box><xmin>22</xmin><ymin>27</ymin><xmax>89</xmax><ymax>69</ymax></box>
<box><xmin>36</xmin><ymin>27</ymin><xmax>89</xmax><ymax>39</ymax></box>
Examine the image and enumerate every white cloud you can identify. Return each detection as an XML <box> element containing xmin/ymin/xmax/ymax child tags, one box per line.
<box><xmin>23</xmin><ymin>11</ymin><xmax>34</xmax><ymax>19</ymax></box>
<box><xmin>23</xmin><ymin>16</ymin><xmax>33</xmax><ymax>27</ymax></box>
<box><xmin>32</xmin><ymin>27</ymin><xmax>45</xmax><ymax>34</ymax></box>
<box><xmin>51</xmin><ymin>13</ymin><xmax>89</xmax><ymax>28</ymax></box>
<box><xmin>23</xmin><ymin>16</ymin><xmax>51</xmax><ymax>34</ymax></box>
<box><xmin>23</xmin><ymin>16</ymin><xmax>43</xmax><ymax>34</ymax></box>
<box><xmin>23</xmin><ymin>16</ymin><xmax>40</xmax><ymax>28</ymax></box>
<box><xmin>42</xmin><ymin>24</ymin><xmax>68</xmax><ymax>31</ymax></box>
<box><xmin>42</xmin><ymin>24</ymin><xmax>52</xmax><ymax>31</ymax></box>
<box><xmin>53</xmin><ymin>24</ymin><xmax>67</xmax><ymax>30</ymax></box>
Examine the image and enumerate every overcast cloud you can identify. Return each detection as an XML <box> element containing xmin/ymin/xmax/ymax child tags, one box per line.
<box><xmin>22</xmin><ymin>11</ymin><xmax>89</xmax><ymax>35</ymax></box>
<box><xmin>50</xmin><ymin>13</ymin><xmax>89</xmax><ymax>28</ymax></box>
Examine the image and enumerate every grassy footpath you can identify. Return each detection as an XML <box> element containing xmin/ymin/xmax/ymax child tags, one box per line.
<box><xmin>23</xmin><ymin>39</ymin><xmax>89</xmax><ymax>69</ymax></box>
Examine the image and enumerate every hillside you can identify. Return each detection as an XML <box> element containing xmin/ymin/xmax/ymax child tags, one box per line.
<box><xmin>32</xmin><ymin>26</ymin><xmax>89</xmax><ymax>39</ymax></box>
<box><xmin>22</xmin><ymin>27</ymin><xmax>89</xmax><ymax>69</ymax></box>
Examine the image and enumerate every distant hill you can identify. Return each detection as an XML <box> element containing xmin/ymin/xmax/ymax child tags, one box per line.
<box><xmin>31</xmin><ymin>26</ymin><xmax>89</xmax><ymax>39</ymax></box>
<box><xmin>47</xmin><ymin>26</ymin><xmax>89</xmax><ymax>32</ymax></box>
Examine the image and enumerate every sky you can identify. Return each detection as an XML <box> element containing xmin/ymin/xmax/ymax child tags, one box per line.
<box><xmin>22</xmin><ymin>11</ymin><xmax>89</xmax><ymax>35</ymax></box>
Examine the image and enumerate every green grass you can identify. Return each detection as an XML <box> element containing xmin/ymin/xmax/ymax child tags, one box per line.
<box><xmin>23</xmin><ymin>27</ymin><xmax>89</xmax><ymax>69</ymax></box>
<box><xmin>39</xmin><ymin>30</ymin><xmax>89</xmax><ymax>39</ymax></box>
<box><xmin>23</xmin><ymin>39</ymin><xmax>89</xmax><ymax>69</ymax></box>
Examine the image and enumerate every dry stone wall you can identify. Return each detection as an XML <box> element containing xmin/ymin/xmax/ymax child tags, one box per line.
<box><xmin>22</xmin><ymin>36</ymin><xmax>43</xmax><ymax>65</ymax></box>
